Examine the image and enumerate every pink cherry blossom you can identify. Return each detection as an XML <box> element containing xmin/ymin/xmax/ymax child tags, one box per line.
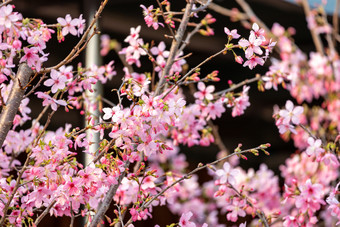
<box><xmin>239</xmin><ymin>32</ymin><xmax>263</xmax><ymax>59</ymax></box>
<box><xmin>305</xmin><ymin>137</ymin><xmax>324</xmax><ymax>157</ymax></box>
<box><xmin>179</xmin><ymin>211</ymin><xmax>196</xmax><ymax>227</ymax></box>
<box><xmin>215</xmin><ymin>162</ymin><xmax>239</xmax><ymax>186</ymax></box>
<box><xmin>0</xmin><ymin>5</ymin><xmax>21</xmax><ymax>29</ymax></box>
<box><xmin>279</xmin><ymin>100</ymin><xmax>304</xmax><ymax>125</ymax></box>
<box><xmin>243</xmin><ymin>55</ymin><xmax>264</xmax><ymax>69</ymax></box>
<box><xmin>251</xmin><ymin>23</ymin><xmax>266</xmax><ymax>42</ymax></box>
<box><xmin>226</xmin><ymin>199</ymin><xmax>246</xmax><ymax>222</ymax></box>
<box><xmin>224</xmin><ymin>27</ymin><xmax>240</xmax><ymax>39</ymax></box>
<box><xmin>57</xmin><ymin>14</ymin><xmax>78</xmax><ymax>36</ymax></box>
<box><xmin>194</xmin><ymin>82</ymin><xmax>215</xmax><ymax>101</ymax></box>
<box><xmin>150</xmin><ymin>41</ymin><xmax>169</xmax><ymax>63</ymax></box>
<box><xmin>44</xmin><ymin>69</ymin><xmax>68</xmax><ymax>93</ymax></box>
<box><xmin>20</xmin><ymin>47</ymin><xmax>41</xmax><ymax>70</ymax></box>
<box><xmin>35</xmin><ymin>92</ymin><xmax>67</xmax><ymax>111</ymax></box>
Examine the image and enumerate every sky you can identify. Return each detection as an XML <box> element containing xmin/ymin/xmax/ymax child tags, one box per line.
<box><xmin>285</xmin><ymin>0</ymin><xmax>337</xmax><ymax>14</ymax></box>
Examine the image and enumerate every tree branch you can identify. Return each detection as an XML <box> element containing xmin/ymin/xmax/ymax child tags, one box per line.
<box><xmin>333</xmin><ymin>0</ymin><xmax>340</xmax><ymax>47</ymax></box>
<box><xmin>90</xmin><ymin>161</ymin><xmax>130</xmax><ymax>227</ymax></box>
<box><xmin>155</xmin><ymin>0</ymin><xmax>194</xmax><ymax>95</ymax></box>
<box><xmin>300</xmin><ymin>0</ymin><xmax>324</xmax><ymax>55</ymax></box>
<box><xmin>0</xmin><ymin>63</ymin><xmax>33</xmax><ymax>148</ymax></box>
<box><xmin>207</xmin><ymin>2</ymin><xmax>248</xmax><ymax>20</ymax></box>
<box><xmin>34</xmin><ymin>199</ymin><xmax>57</xmax><ymax>226</ymax></box>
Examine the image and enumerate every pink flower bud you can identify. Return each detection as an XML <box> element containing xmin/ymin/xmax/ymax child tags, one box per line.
<box><xmin>12</xmin><ymin>40</ymin><xmax>22</xmax><ymax>50</ymax></box>
<box><xmin>235</xmin><ymin>56</ymin><xmax>244</xmax><ymax>64</ymax></box>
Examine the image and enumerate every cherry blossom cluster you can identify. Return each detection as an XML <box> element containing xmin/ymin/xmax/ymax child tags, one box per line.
<box><xmin>224</xmin><ymin>23</ymin><xmax>276</xmax><ymax>69</ymax></box>
<box><xmin>273</xmin><ymin>100</ymin><xmax>304</xmax><ymax>135</ymax></box>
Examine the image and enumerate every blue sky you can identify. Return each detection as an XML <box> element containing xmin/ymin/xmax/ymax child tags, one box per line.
<box><xmin>285</xmin><ymin>0</ymin><xmax>337</xmax><ymax>13</ymax></box>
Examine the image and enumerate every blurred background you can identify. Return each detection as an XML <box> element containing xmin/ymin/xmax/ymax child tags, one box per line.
<box><xmin>12</xmin><ymin>0</ymin><xmax>329</xmax><ymax>226</ymax></box>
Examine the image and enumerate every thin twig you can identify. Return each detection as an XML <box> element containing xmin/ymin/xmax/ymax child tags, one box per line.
<box><xmin>156</xmin><ymin>0</ymin><xmax>176</xmax><ymax>39</ymax></box>
<box><xmin>24</xmin><ymin>73</ymin><xmax>47</xmax><ymax>98</ymax></box>
<box><xmin>101</xmin><ymin>96</ymin><xmax>115</xmax><ymax>107</ymax></box>
<box><xmin>234</xmin><ymin>0</ymin><xmax>271</xmax><ymax>35</ymax></box>
<box><xmin>192</xmin><ymin>0</ymin><xmax>212</xmax><ymax>13</ymax></box>
<box><xmin>91</xmin><ymin>139</ymin><xmax>115</xmax><ymax>164</ymax></box>
<box><xmin>208</xmin><ymin>120</ymin><xmax>228</xmax><ymax>154</ymax></box>
<box><xmin>70</xmin><ymin>205</ymin><xmax>75</xmax><ymax>227</ymax></box>
<box><xmin>214</xmin><ymin>75</ymin><xmax>261</xmax><ymax>97</ymax></box>
<box><xmin>178</xmin><ymin>22</ymin><xmax>202</xmax><ymax>54</ymax></box>
<box><xmin>116</xmin><ymin>205</ymin><xmax>125</xmax><ymax>227</ymax></box>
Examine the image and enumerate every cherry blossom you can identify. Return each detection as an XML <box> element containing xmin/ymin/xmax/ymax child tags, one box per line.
<box><xmin>215</xmin><ymin>162</ymin><xmax>239</xmax><ymax>186</ymax></box>
<box><xmin>305</xmin><ymin>137</ymin><xmax>324</xmax><ymax>157</ymax></box>
<box><xmin>57</xmin><ymin>14</ymin><xmax>78</xmax><ymax>36</ymax></box>
<box><xmin>44</xmin><ymin>69</ymin><xmax>68</xmax><ymax>93</ymax></box>
<box><xmin>279</xmin><ymin>100</ymin><xmax>304</xmax><ymax>125</ymax></box>
<box><xmin>35</xmin><ymin>92</ymin><xmax>67</xmax><ymax>111</ymax></box>
<box><xmin>194</xmin><ymin>82</ymin><xmax>215</xmax><ymax>101</ymax></box>
<box><xmin>243</xmin><ymin>55</ymin><xmax>264</xmax><ymax>69</ymax></box>
<box><xmin>239</xmin><ymin>32</ymin><xmax>263</xmax><ymax>59</ymax></box>
<box><xmin>0</xmin><ymin>1</ymin><xmax>338</xmax><ymax>227</ymax></box>
<box><xmin>179</xmin><ymin>212</ymin><xmax>196</xmax><ymax>227</ymax></box>
<box><xmin>224</xmin><ymin>27</ymin><xmax>240</xmax><ymax>39</ymax></box>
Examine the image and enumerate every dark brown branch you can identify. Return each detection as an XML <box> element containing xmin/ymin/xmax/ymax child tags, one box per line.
<box><xmin>0</xmin><ymin>63</ymin><xmax>33</xmax><ymax>148</ymax></box>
